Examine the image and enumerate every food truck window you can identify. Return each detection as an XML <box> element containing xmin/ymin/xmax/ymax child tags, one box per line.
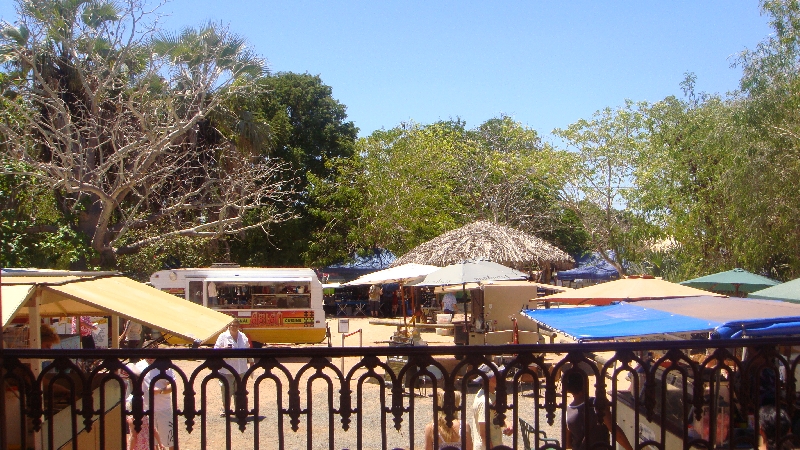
<box><xmin>189</xmin><ymin>281</ymin><xmax>203</xmax><ymax>305</ymax></box>
<box><xmin>290</xmin><ymin>295</ymin><xmax>311</xmax><ymax>308</ymax></box>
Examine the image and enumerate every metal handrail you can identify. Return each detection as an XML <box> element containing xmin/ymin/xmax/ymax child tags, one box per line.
<box><xmin>2</xmin><ymin>336</ymin><xmax>799</xmax><ymax>450</ymax></box>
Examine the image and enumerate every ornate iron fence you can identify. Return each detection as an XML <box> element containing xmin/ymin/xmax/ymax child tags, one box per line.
<box><xmin>2</xmin><ymin>337</ymin><xmax>799</xmax><ymax>450</ymax></box>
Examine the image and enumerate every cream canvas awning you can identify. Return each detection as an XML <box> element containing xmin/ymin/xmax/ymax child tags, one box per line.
<box><xmin>536</xmin><ymin>276</ymin><xmax>725</xmax><ymax>306</ymax></box>
<box><xmin>2</xmin><ymin>275</ymin><xmax>233</xmax><ymax>343</ymax></box>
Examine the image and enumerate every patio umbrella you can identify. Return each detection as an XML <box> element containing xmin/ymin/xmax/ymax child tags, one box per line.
<box><xmin>535</xmin><ymin>276</ymin><xmax>725</xmax><ymax>306</ymax></box>
<box><xmin>390</xmin><ymin>221</ymin><xmax>573</xmax><ymax>280</ymax></box>
<box><xmin>416</xmin><ymin>260</ymin><xmax>528</xmax><ymax>286</ymax></box>
<box><xmin>343</xmin><ymin>263</ymin><xmax>440</xmax><ymax>286</ymax></box>
<box><xmin>749</xmin><ymin>278</ymin><xmax>800</xmax><ymax>304</ymax></box>
<box><xmin>679</xmin><ymin>268</ymin><xmax>780</xmax><ymax>296</ymax></box>
<box><xmin>344</xmin><ymin>263</ymin><xmax>440</xmax><ymax>333</ymax></box>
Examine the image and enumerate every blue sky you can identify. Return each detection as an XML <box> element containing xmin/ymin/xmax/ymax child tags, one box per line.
<box><xmin>0</xmin><ymin>1</ymin><xmax>772</xmax><ymax>139</ymax></box>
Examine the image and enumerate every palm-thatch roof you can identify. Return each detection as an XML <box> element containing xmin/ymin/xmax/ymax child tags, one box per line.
<box><xmin>390</xmin><ymin>221</ymin><xmax>574</xmax><ymax>273</ymax></box>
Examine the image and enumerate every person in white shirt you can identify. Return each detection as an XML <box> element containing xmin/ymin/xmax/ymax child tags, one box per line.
<box><xmin>134</xmin><ymin>358</ymin><xmax>175</xmax><ymax>449</ymax></box>
<box><xmin>471</xmin><ymin>363</ymin><xmax>512</xmax><ymax>449</ymax></box>
<box><xmin>120</xmin><ymin>320</ymin><xmax>143</xmax><ymax>349</ymax></box>
<box><xmin>442</xmin><ymin>292</ymin><xmax>457</xmax><ymax>315</ymax></box>
<box><xmin>213</xmin><ymin>320</ymin><xmax>254</xmax><ymax>416</ymax></box>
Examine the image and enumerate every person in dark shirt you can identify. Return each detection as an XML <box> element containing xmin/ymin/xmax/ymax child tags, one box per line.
<box><xmin>564</xmin><ymin>371</ymin><xmax>633</xmax><ymax>450</ymax></box>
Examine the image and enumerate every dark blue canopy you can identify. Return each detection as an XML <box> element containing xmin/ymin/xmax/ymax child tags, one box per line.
<box><xmin>557</xmin><ymin>252</ymin><xmax>619</xmax><ymax>281</ymax></box>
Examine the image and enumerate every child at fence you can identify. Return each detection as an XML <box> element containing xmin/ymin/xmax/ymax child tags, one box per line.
<box><xmin>127</xmin><ymin>414</ymin><xmax>165</xmax><ymax>450</ymax></box>
<box><xmin>425</xmin><ymin>391</ymin><xmax>472</xmax><ymax>450</ymax></box>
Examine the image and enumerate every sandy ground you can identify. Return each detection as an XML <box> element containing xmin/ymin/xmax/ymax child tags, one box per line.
<box><xmin>141</xmin><ymin>317</ymin><xmax>565</xmax><ymax>450</ymax></box>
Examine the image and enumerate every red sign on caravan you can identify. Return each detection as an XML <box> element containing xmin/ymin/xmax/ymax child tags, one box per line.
<box><xmin>236</xmin><ymin>310</ymin><xmax>314</xmax><ymax>328</ymax></box>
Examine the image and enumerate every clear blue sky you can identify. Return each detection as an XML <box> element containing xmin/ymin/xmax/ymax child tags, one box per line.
<box><xmin>0</xmin><ymin>1</ymin><xmax>772</xmax><ymax>139</ymax></box>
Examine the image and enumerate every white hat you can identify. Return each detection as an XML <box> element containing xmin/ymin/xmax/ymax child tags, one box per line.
<box><xmin>477</xmin><ymin>363</ymin><xmax>504</xmax><ymax>379</ymax></box>
<box><xmin>126</xmin><ymin>362</ymin><xmax>142</xmax><ymax>377</ymax></box>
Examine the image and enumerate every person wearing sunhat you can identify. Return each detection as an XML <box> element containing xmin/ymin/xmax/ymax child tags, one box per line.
<box><xmin>471</xmin><ymin>363</ymin><xmax>512</xmax><ymax>449</ymax></box>
<box><xmin>213</xmin><ymin>319</ymin><xmax>254</xmax><ymax>417</ymax></box>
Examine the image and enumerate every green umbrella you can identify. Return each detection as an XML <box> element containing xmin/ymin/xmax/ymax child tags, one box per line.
<box><xmin>680</xmin><ymin>268</ymin><xmax>780</xmax><ymax>296</ymax></box>
<box><xmin>749</xmin><ymin>278</ymin><xmax>800</xmax><ymax>304</ymax></box>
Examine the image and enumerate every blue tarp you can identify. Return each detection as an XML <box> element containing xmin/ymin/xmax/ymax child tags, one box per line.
<box><xmin>522</xmin><ymin>297</ymin><xmax>800</xmax><ymax>341</ymax></box>
<box><xmin>521</xmin><ymin>302</ymin><xmax>721</xmax><ymax>341</ymax></box>
<box><xmin>713</xmin><ymin>318</ymin><xmax>800</xmax><ymax>339</ymax></box>
<box><xmin>557</xmin><ymin>252</ymin><xmax>620</xmax><ymax>281</ymax></box>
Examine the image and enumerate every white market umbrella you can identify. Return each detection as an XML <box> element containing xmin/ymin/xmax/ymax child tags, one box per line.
<box><xmin>343</xmin><ymin>263</ymin><xmax>440</xmax><ymax>286</ymax></box>
<box><xmin>343</xmin><ymin>263</ymin><xmax>440</xmax><ymax>332</ymax></box>
<box><xmin>417</xmin><ymin>259</ymin><xmax>528</xmax><ymax>286</ymax></box>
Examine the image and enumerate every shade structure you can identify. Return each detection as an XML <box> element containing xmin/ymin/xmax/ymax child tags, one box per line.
<box><xmin>635</xmin><ymin>296</ymin><xmax>800</xmax><ymax>325</ymax></box>
<box><xmin>416</xmin><ymin>260</ymin><xmax>528</xmax><ymax>286</ymax></box>
<box><xmin>2</xmin><ymin>274</ymin><xmax>233</xmax><ymax>343</ymax></box>
<box><xmin>749</xmin><ymin>278</ymin><xmax>800</xmax><ymax>303</ymax></box>
<box><xmin>680</xmin><ymin>268</ymin><xmax>779</xmax><ymax>296</ymax></box>
<box><xmin>535</xmin><ymin>276</ymin><xmax>724</xmax><ymax>306</ymax></box>
<box><xmin>390</xmin><ymin>221</ymin><xmax>573</xmax><ymax>271</ymax></box>
<box><xmin>522</xmin><ymin>296</ymin><xmax>800</xmax><ymax>341</ymax></box>
<box><xmin>522</xmin><ymin>302</ymin><xmax>721</xmax><ymax>341</ymax></box>
<box><xmin>343</xmin><ymin>263</ymin><xmax>440</xmax><ymax>286</ymax></box>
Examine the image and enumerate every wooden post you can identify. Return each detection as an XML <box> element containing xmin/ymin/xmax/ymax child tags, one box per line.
<box><xmin>111</xmin><ymin>314</ymin><xmax>120</xmax><ymax>349</ymax></box>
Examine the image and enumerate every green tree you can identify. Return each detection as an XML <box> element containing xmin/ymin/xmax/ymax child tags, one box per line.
<box><xmin>226</xmin><ymin>72</ymin><xmax>358</xmax><ymax>266</ymax></box>
<box><xmin>553</xmin><ymin>100</ymin><xmax>656</xmax><ymax>274</ymax></box>
<box><xmin>731</xmin><ymin>0</ymin><xmax>800</xmax><ymax>278</ymax></box>
<box><xmin>0</xmin><ymin>160</ymin><xmax>95</xmax><ymax>268</ymax></box>
<box><xmin>0</xmin><ymin>1</ymin><xmax>294</xmax><ymax>268</ymax></box>
<box><xmin>310</xmin><ymin>117</ymin><xmax>579</xmax><ymax>266</ymax></box>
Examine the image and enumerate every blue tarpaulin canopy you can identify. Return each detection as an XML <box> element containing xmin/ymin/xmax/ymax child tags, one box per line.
<box><xmin>521</xmin><ymin>302</ymin><xmax>720</xmax><ymax>341</ymax></box>
<box><xmin>522</xmin><ymin>296</ymin><xmax>800</xmax><ymax>341</ymax></box>
<box><xmin>557</xmin><ymin>252</ymin><xmax>619</xmax><ymax>281</ymax></box>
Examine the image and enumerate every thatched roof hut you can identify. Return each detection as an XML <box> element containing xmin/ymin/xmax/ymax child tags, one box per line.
<box><xmin>390</xmin><ymin>221</ymin><xmax>573</xmax><ymax>280</ymax></box>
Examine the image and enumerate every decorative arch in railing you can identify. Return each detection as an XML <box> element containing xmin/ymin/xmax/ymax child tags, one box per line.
<box><xmin>1</xmin><ymin>338</ymin><xmax>799</xmax><ymax>450</ymax></box>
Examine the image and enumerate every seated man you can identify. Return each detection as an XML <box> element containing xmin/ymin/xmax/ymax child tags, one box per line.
<box><xmin>564</xmin><ymin>371</ymin><xmax>633</xmax><ymax>450</ymax></box>
<box><xmin>442</xmin><ymin>292</ymin><xmax>457</xmax><ymax>316</ymax></box>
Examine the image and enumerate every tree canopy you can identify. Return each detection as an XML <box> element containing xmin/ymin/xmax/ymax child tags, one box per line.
<box><xmin>0</xmin><ymin>0</ymin><xmax>294</xmax><ymax>268</ymax></box>
<box><xmin>226</xmin><ymin>72</ymin><xmax>358</xmax><ymax>266</ymax></box>
<box><xmin>5</xmin><ymin>0</ymin><xmax>800</xmax><ymax>283</ymax></box>
<box><xmin>306</xmin><ymin>117</ymin><xmax>584</xmax><ymax>267</ymax></box>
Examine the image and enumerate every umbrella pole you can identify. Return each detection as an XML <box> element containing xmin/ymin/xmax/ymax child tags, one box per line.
<box><xmin>462</xmin><ymin>282</ymin><xmax>466</xmax><ymax>323</ymax></box>
<box><xmin>401</xmin><ymin>283</ymin><xmax>408</xmax><ymax>336</ymax></box>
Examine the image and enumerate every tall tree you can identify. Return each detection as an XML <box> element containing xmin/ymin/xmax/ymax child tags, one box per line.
<box><xmin>226</xmin><ymin>72</ymin><xmax>358</xmax><ymax>266</ymax></box>
<box><xmin>553</xmin><ymin>100</ymin><xmax>655</xmax><ymax>274</ymax></box>
<box><xmin>308</xmin><ymin>117</ymin><xmax>579</xmax><ymax>266</ymax></box>
<box><xmin>455</xmin><ymin>116</ymin><xmax>566</xmax><ymax>235</ymax></box>
<box><xmin>0</xmin><ymin>0</ymin><xmax>293</xmax><ymax>268</ymax></box>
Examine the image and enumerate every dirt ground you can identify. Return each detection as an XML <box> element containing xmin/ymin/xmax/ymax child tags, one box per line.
<box><xmin>159</xmin><ymin>317</ymin><xmax>475</xmax><ymax>450</ymax></box>
<box><xmin>129</xmin><ymin>317</ymin><xmax>572</xmax><ymax>449</ymax></box>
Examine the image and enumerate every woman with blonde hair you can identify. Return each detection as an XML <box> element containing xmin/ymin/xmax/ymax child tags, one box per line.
<box><xmin>424</xmin><ymin>391</ymin><xmax>472</xmax><ymax>450</ymax></box>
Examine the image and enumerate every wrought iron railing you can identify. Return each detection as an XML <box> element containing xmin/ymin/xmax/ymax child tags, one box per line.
<box><xmin>2</xmin><ymin>337</ymin><xmax>799</xmax><ymax>450</ymax></box>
